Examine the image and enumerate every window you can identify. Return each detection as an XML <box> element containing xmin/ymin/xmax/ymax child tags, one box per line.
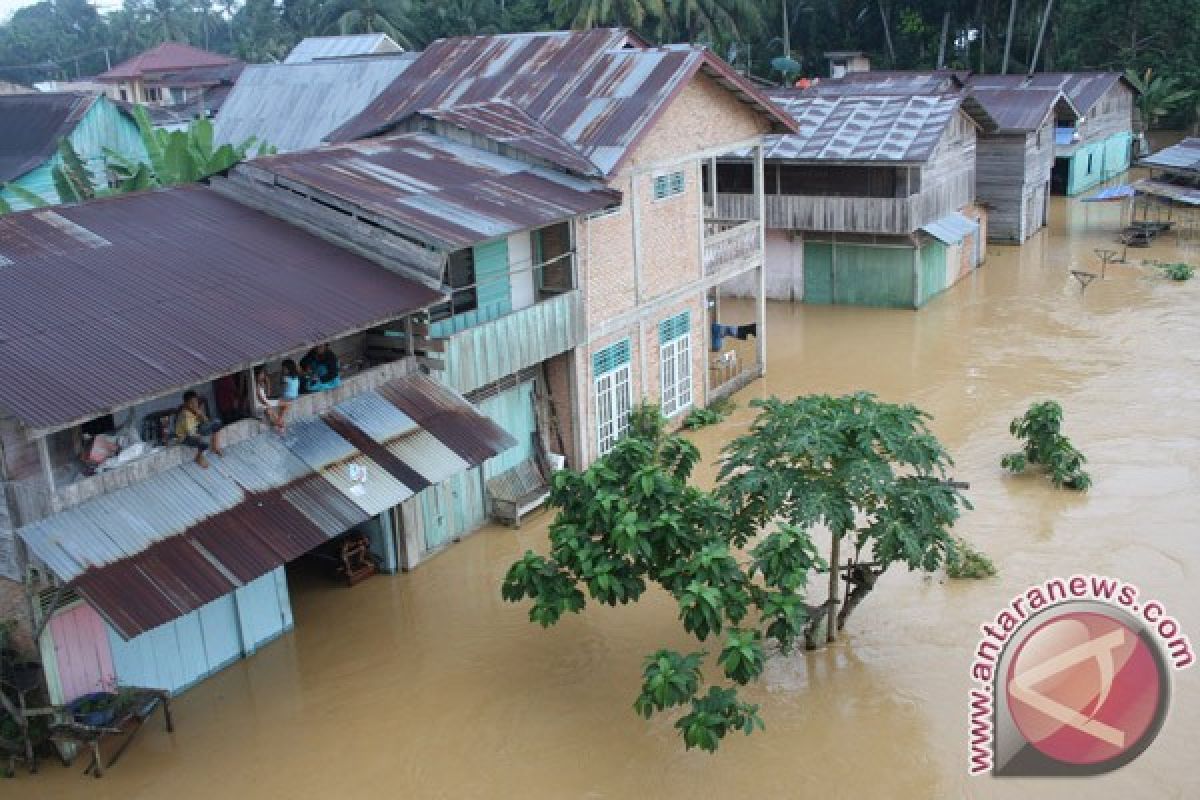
<box><xmin>653</xmin><ymin>170</ymin><xmax>686</xmax><ymax>201</ymax></box>
<box><xmin>442</xmin><ymin>248</ymin><xmax>477</xmax><ymax>316</ymax></box>
<box><xmin>594</xmin><ymin>340</ymin><xmax>632</xmax><ymax>455</ymax></box>
<box><xmin>658</xmin><ymin>312</ymin><xmax>692</xmax><ymax>418</ymax></box>
<box><xmin>1087</xmin><ymin>152</ymin><xmax>1094</xmax><ymax>174</ymax></box>
<box><xmin>143</xmin><ymin>87</ymin><xmax>161</xmax><ymax>103</ymax></box>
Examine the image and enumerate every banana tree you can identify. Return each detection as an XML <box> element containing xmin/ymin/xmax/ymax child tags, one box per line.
<box><xmin>1125</xmin><ymin>68</ymin><xmax>1196</xmax><ymax>134</ymax></box>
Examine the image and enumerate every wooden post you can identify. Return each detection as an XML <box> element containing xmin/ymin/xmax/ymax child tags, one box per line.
<box><xmin>754</xmin><ymin>143</ymin><xmax>767</xmax><ymax>374</ymax></box>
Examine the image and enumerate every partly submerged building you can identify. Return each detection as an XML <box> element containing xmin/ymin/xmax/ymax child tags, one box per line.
<box><xmin>0</xmin><ymin>29</ymin><xmax>792</xmax><ymax>702</ymax></box>
<box><xmin>715</xmin><ymin>91</ymin><xmax>990</xmax><ymax>308</ymax></box>
<box><xmin>968</xmin><ymin>72</ymin><xmax>1136</xmax><ymax>196</ymax></box>
<box><xmin>0</xmin><ymin>92</ymin><xmax>145</xmax><ymax>211</ymax></box>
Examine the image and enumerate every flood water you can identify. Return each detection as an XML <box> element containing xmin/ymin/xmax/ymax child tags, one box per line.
<box><xmin>20</xmin><ymin>187</ymin><xmax>1200</xmax><ymax>799</ymax></box>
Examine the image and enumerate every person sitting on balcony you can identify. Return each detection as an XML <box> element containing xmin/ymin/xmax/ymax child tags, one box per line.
<box><xmin>176</xmin><ymin>390</ymin><xmax>223</xmax><ymax>467</ymax></box>
<box><xmin>281</xmin><ymin>359</ymin><xmax>301</xmax><ymax>401</ymax></box>
<box><xmin>300</xmin><ymin>343</ymin><xmax>341</xmax><ymax>392</ymax></box>
<box><xmin>254</xmin><ymin>367</ymin><xmax>289</xmax><ymax>434</ymax></box>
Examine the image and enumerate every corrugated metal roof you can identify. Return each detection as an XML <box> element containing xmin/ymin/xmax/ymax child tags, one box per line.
<box><xmin>284</xmin><ymin>33</ymin><xmax>403</xmax><ymax>64</ymax></box>
<box><xmin>1133</xmin><ymin>178</ymin><xmax>1200</xmax><ymax>206</ymax></box>
<box><xmin>0</xmin><ymin>92</ymin><xmax>98</xmax><ymax>182</ymax></box>
<box><xmin>412</xmin><ymin>101</ymin><xmax>602</xmax><ymax>176</ymax></box>
<box><xmin>1139</xmin><ymin>138</ymin><xmax>1200</xmax><ymax>175</ymax></box>
<box><xmin>247</xmin><ymin>132</ymin><xmax>621</xmax><ymax>250</ymax></box>
<box><xmin>19</xmin><ymin>372</ymin><xmax>514</xmax><ymax>638</ymax></box>
<box><xmin>966</xmin><ymin>72</ymin><xmax>1132</xmax><ymax>115</ymax></box>
<box><xmin>328</xmin><ymin>29</ymin><xmax>797</xmax><ymax>176</ymax></box>
<box><xmin>968</xmin><ymin>88</ymin><xmax>1077</xmax><ymax>132</ymax></box>
<box><xmin>0</xmin><ymin>186</ymin><xmax>443</xmax><ymax>432</ymax></box>
<box><xmin>213</xmin><ymin>57</ymin><xmax>418</xmax><ymax>152</ymax></box>
<box><xmin>757</xmin><ymin>92</ymin><xmax>963</xmax><ymax>163</ymax></box>
<box><xmin>920</xmin><ymin>211</ymin><xmax>979</xmax><ymax>244</ymax></box>
<box><xmin>98</xmin><ymin>42</ymin><xmax>237</xmax><ymax>80</ymax></box>
<box><xmin>805</xmin><ymin>70</ymin><xmax>964</xmax><ymax>97</ymax></box>
<box><xmin>1082</xmin><ymin>185</ymin><xmax>1137</xmax><ymax>201</ymax></box>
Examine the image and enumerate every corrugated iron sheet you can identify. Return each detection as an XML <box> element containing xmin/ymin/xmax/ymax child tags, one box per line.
<box><xmin>968</xmin><ymin>88</ymin><xmax>1076</xmax><ymax>132</ymax></box>
<box><xmin>251</xmin><ymin>132</ymin><xmax>620</xmax><ymax>250</ymax></box>
<box><xmin>18</xmin><ymin>372</ymin><xmax>513</xmax><ymax>638</ymax></box>
<box><xmin>214</xmin><ymin>57</ymin><xmax>417</xmax><ymax>152</ymax></box>
<box><xmin>805</xmin><ymin>70</ymin><xmax>964</xmax><ymax>97</ymax></box>
<box><xmin>1140</xmin><ymin>138</ymin><xmax>1200</xmax><ymax>176</ymax></box>
<box><xmin>758</xmin><ymin>92</ymin><xmax>962</xmax><ymax>163</ymax></box>
<box><xmin>920</xmin><ymin>211</ymin><xmax>978</xmax><ymax>244</ymax></box>
<box><xmin>0</xmin><ymin>186</ymin><xmax>443</xmax><ymax>432</ymax></box>
<box><xmin>1133</xmin><ymin>178</ymin><xmax>1200</xmax><ymax>206</ymax></box>
<box><xmin>0</xmin><ymin>92</ymin><xmax>97</xmax><ymax>182</ymax></box>
<box><xmin>284</xmin><ymin>33</ymin><xmax>403</xmax><ymax>64</ymax></box>
<box><xmin>98</xmin><ymin>41</ymin><xmax>237</xmax><ymax>80</ymax></box>
<box><xmin>328</xmin><ymin>30</ymin><xmax>796</xmax><ymax>176</ymax></box>
<box><xmin>966</xmin><ymin>72</ymin><xmax>1130</xmax><ymax>116</ymax></box>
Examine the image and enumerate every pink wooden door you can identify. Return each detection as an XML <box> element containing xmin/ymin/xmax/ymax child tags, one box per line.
<box><xmin>48</xmin><ymin>603</ymin><xmax>116</xmax><ymax>702</ymax></box>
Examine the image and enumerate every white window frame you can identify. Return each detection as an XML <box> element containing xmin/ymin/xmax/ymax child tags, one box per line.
<box><xmin>659</xmin><ymin>331</ymin><xmax>693</xmax><ymax>418</ymax></box>
<box><xmin>653</xmin><ymin>169</ymin><xmax>686</xmax><ymax>202</ymax></box>
<box><xmin>595</xmin><ymin>362</ymin><xmax>632</xmax><ymax>456</ymax></box>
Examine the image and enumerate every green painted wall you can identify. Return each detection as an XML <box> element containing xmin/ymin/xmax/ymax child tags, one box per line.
<box><xmin>804</xmin><ymin>240</ymin><xmax>918</xmax><ymax>309</ymax></box>
<box><xmin>474</xmin><ymin>238</ymin><xmax>512</xmax><ymax>321</ymax></box>
<box><xmin>917</xmin><ymin>240</ymin><xmax>949</xmax><ymax>307</ymax></box>
<box><xmin>1</xmin><ymin>96</ymin><xmax>146</xmax><ymax>211</ymax></box>
<box><xmin>1066</xmin><ymin>132</ymin><xmax>1132</xmax><ymax>196</ymax></box>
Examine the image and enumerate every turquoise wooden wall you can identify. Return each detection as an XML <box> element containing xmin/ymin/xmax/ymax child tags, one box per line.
<box><xmin>105</xmin><ymin>568</ymin><xmax>292</xmax><ymax>695</ymax></box>
<box><xmin>803</xmin><ymin>241</ymin><xmax>918</xmax><ymax>308</ymax></box>
<box><xmin>917</xmin><ymin>240</ymin><xmax>949</xmax><ymax>307</ymax></box>
<box><xmin>1065</xmin><ymin>132</ymin><xmax>1133</xmax><ymax>196</ymax></box>
<box><xmin>1</xmin><ymin>96</ymin><xmax>146</xmax><ymax>211</ymax></box>
<box><xmin>431</xmin><ymin>239</ymin><xmax>514</xmax><ymax>336</ymax></box>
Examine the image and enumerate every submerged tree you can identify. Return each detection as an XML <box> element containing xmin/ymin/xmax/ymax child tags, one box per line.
<box><xmin>503</xmin><ymin>394</ymin><xmax>970</xmax><ymax>751</ymax></box>
<box><xmin>1001</xmin><ymin>400</ymin><xmax>1091</xmax><ymax>490</ymax></box>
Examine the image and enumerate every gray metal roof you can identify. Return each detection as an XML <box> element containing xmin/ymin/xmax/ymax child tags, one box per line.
<box><xmin>805</xmin><ymin>70</ymin><xmax>965</xmax><ymax>97</ymax></box>
<box><xmin>0</xmin><ymin>186</ymin><xmax>442</xmax><ymax>432</ymax></box>
<box><xmin>330</xmin><ymin>29</ymin><xmax>797</xmax><ymax>176</ymax></box>
<box><xmin>19</xmin><ymin>372</ymin><xmax>515</xmax><ymax>638</ymax></box>
<box><xmin>1133</xmin><ymin>177</ymin><xmax>1200</xmax><ymax>206</ymax></box>
<box><xmin>921</xmin><ymin>211</ymin><xmax>978</xmax><ymax>244</ymax></box>
<box><xmin>244</xmin><ymin>132</ymin><xmax>621</xmax><ymax>250</ymax></box>
<box><xmin>284</xmin><ymin>33</ymin><xmax>403</xmax><ymax>64</ymax></box>
<box><xmin>213</xmin><ymin>56</ymin><xmax>417</xmax><ymax>152</ymax></box>
<box><xmin>759</xmin><ymin>92</ymin><xmax>963</xmax><ymax>163</ymax></box>
<box><xmin>1139</xmin><ymin>138</ymin><xmax>1200</xmax><ymax>176</ymax></box>
<box><xmin>968</xmin><ymin>88</ymin><xmax>1078</xmax><ymax>132</ymax></box>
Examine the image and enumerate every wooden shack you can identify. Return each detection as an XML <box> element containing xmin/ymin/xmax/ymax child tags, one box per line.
<box><xmin>970</xmin><ymin>88</ymin><xmax>1079</xmax><ymax>242</ymax></box>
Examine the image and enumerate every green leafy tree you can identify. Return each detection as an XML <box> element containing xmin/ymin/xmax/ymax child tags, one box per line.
<box><xmin>504</xmin><ymin>394</ymin><xmax>969</xmax><ymax>751</ymax></box>
<box><xmin>549</xmin><ymin>0</ymin><xmax>666</xmax><ymax>31</ymax></box>
<box><xmin>662</xmin><ymin>0</ymin><xmax>763</xmax><ymax>44</ymax></box>
<box><xmin>1125</xmin><ymin>68</ymin><xmax>1196</xmax><ymax>134</ymax></box>
<box><xmin>1002</xmin><ymin>400</ymin><xmax>1091</xmax><ymax>490</ymax></box>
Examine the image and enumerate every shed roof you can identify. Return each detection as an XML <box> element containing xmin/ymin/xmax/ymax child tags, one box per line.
<box><xmin>98</xmin><ymin>41</ymin><xmax>237</xmax><ymax>81</ymax></box>
<box><xmin>213</xmin><ymin>56</ymin><xmax>417</xmax><ymax>152</ymax></box>
<box><xmin>1139</xmin><ymin>137</ymin><xmax>1200</xmax><ymax>176</ymax></box>
<box><xmin>0</xmin><ymin>186</ymin><xmax>442</xmax><ymax>432</ymax></box>
<box><xmin>285</xmin><ymin>33</ymin><xmax>403</xmax><ymax>64</ymax></box>
<box><xmin>758</xmin><ymin>92</ymin><xmax>966</xmax><ymax>163</ymax></box>
<box><xmin>805</xmin><ymin>70</ymin><xmax>966</xmax><ymax>96</ymax></box>
<box><xmin>966</xmin><ymin>72</ymin><xmax>1133</xmax><ymax>115</ymax></box>
<box><xmin>19</xmin><ymin>372</ymin><xmax>515</xmax><ymax>638</ymax></box>
<box><xmin>968</xmin><ymin>87</ymin><xmax>1079</xmax><ymax>132</ymax></box>
<box><xmin>0</xmin><ymin>92</ymin><xmax>100</xmax><ymax>183</ymax></box>
<box><xmin>329</xmin><ymin>29</ymin><xmax>796</xmax><ymax>176</ymax></box>
<box><xmin>245</xmin><ymin>132</ymin><xmax>621</xmax><ymax>250</ymax></box>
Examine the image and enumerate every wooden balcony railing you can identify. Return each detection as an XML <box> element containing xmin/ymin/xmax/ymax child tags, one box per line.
<box><xmin>702</xmin><ymin>219</ymin><xmax>762</xmax><ymax>276</ymax></box>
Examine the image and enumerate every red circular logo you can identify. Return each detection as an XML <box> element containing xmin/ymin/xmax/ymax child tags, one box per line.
<box><xmin>1005</xmin><ymin>611</ymin><xmax>1163</xmax><ymax>766</ymax></box>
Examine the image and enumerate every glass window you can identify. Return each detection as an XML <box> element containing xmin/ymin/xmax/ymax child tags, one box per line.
<box><xmin>653</xmin><ymin>170</ymin><xmax>686</xmax><ymax>201</ymax></box>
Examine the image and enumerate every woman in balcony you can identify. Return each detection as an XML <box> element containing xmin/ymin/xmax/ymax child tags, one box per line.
<box><xmin>176</xmin><ymin>391</ymin><xmax>224</xmax><ymax>468</ymax></box>
<box><xmin>254</xmin><ymin>367</ymin><xmax>289</xmax><ymax>434</ymax></box>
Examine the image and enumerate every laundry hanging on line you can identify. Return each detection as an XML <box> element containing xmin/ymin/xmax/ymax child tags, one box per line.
<box><xmin>710</xmin><ymin>322</ymin><xmax>757</xmax><ymax>352</ymax></box>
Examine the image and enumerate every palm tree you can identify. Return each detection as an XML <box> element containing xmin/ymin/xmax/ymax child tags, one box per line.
<box><xmin>663</xmin><ymin>0</ymin><xmax>763</xmax><ymax>44</ymax></box>
<box><xmin>322</xmin><ymin>0</ymin><xmax>415</xmax><ymax>47</ymax></box>
<box><xmin>549</xmin><ymin>0</ymin><xmax>666</xmax><ymax>32</ymax></box>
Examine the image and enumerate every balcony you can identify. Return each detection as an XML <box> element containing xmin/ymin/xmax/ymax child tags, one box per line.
<box><xmin>703</xmin><ymin>218</ymin><xmax>762</xmax><ymax>278</ymax></box>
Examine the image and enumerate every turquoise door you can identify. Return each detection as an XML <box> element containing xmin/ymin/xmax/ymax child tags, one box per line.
<box><xmin>473</xmin><ymin>239</ymin><xmax>512</xmax><ymax>323</ymax></box>
<box><xmin>803</xmin><ymin>242</ymin><xmax>834</xmax><ymax>304</ymax></box>
<box><xmin>419</xmin><ymin>484</ymin><xmax>453</xmax><ymax>550</ymax></box>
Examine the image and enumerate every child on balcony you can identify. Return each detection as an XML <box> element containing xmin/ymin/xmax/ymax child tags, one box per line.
<box><xmin>255</xmin><ymin>367</ymin><xmax>289</xmax><ymax>434</ymax></box>
<box><xmin>176</xmin><ymin>391</ymin><xmax>223</xmax><ymax>467</ymax></box>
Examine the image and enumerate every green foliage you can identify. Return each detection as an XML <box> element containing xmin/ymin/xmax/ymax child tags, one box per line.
<box><xmin>1155</xmin><ymin>262</ymin><xmax>1195</xmax><ymax>281</ymax></box>
<box><xmin>0</xmin><ymin>183</ymin><xmax>50</xmax><ymax>215</ymax></box>
<box><xmin>1125</xmin><ymin>68</ymin><xmax>1196</xmax><ymax>133</ymax></box>
<box><xmin>504</xmin><ymin>395</ymin><xmax>970</xmax><ymax>751</ymax></box>
<box><xmin>945</xmin><ymin>537</ymin><xmax>997</xmax><ymax>579</ymax></box>
<box><xmin>1002</xmin><ymin>401</ymin><xmax>1092</xmax><ymax>490</ymax></box>
<box><xmin>682</xmin><ymin>397</ymin><xmax>736</xmax><ymax>430</ymax></box>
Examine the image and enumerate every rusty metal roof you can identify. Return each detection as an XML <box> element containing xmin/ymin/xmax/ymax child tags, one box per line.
<box><xmin>0</xmin><ymin>186</ymin><xmax>443</xmax><ymax>433</ymax></box>
<box><xmin>0</xmin><ymin>92</ymin><xmax>99</xmax><ymax>182</ymax></box>
<box><xmin>966</xmin><ymin>72</ymin><xmax>1134</xmax><ymax>115</ymax></box>
<box><xmin>98</xmin><ymin>42</ymin><xmax>237</xmax><ymax>81</ymax></box>
<box><xmin>968</xmin><ymin>88</ymin><xmax>1079</xmax><ymax>132</ymax></box>
<box><xmin>410</xmin><ymin>101</ymin><xmax>603</xmax><ymax>176</ymax></box>
<box><xmin>758</xmin><ymin>92</ymin><xmax>965</xmax><ymax>163</ymax></box>
<box><xmin>329</xmin><ymin>29</ymin><xmax>796</xmax><ymax>176</ymax></box>
<box><xmin>19</xmin><ymin>373</ymin><xmax>515</xmax><ymax>638</ymax></box>
<box><xmin>245</xmin><ymin>132</ymin><xmax>621</xmax><ymax>250</ymax></box>
<box><xmin>805</xmin><ymin>70</ymin><xmax>965</xmax><ymax>97</ymax></box>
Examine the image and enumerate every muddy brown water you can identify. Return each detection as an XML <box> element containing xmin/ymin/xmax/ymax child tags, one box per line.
<box><xmin>19</xmin><ymin>189</ymin><xmax>1200</xmax><ymax>799</ymax></box>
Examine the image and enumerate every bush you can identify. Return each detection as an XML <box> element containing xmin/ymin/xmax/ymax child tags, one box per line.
<box><xmin>1156</xmin><ymin>262</ymin><xmax>1195</xmax><ymax>281</ymax></box>
<box><xmin>682</xmin><ymin>398</ymin><xmax>738</xmax><ymax>430</ymax></box>
<box><xmin>945</xmin><ymin>537</ymin><xmax>997</xmax><ymax>579</ymax></box>
<box><xmin>1002</xmin><ymin>401</ymin><xmax>1091</xmax><ymax>490</ymax></box>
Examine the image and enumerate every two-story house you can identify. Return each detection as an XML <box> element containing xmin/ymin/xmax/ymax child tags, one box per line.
<box><xmin>968</xmin><ymin>72</ymin><xmax>1136</xmax><ymax>196</ymax></box>
<box><xmin>715</xmin><ymin>90</ymin><xmax>992</xmax><ymax>308</ymax></box>
<box><xmin>95</xmin><ymin>41</ymin><xmax>244</xmax><ymax>118</ymax></box>
<box><xmin>0</xmin><ymin>30</ymin><xmax>790</xmax><ymax>703</ymax></box>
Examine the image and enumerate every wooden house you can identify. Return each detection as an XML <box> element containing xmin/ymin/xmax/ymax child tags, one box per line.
<box><xmin>95</xmin><ymin>41</ymin><xmax>243</xmax><ymax>117</ymax></box>
<box><xmin>0</xmin><ymin>92</ymin><xmax>146</xmax><ymax>211</ymax></box>
<box><xmin>969</xmin><ymin>88</ymin><xmax>1079</xmax><ymax>242</ymax></box>
<box><xmin>969</xmin><ymin>73</ymin><xmax>1136</xmax><ymax>196</ymax></box>
<box><xmin>714</xmin><ymin>91</ymin><xmax>991</xmax><ymax>308</ymax></box>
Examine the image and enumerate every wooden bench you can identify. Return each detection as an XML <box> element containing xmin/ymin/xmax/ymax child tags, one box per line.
<box><xmin>486</xmin><ymin>458</ymin><xmax>551</xmax><ymax>527</ymax></box>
